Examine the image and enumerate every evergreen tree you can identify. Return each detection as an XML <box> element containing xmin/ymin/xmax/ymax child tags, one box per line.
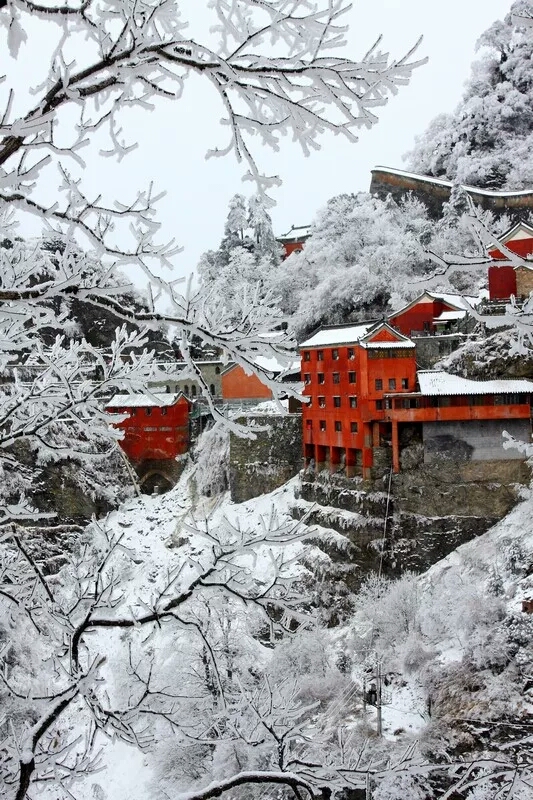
<box><xmin>248</xmin><ymin>194</ymin><xmax>281</xmax><ymax>264</ymax></box>
<box><xmin>197</xmin><ymin>193</ymin><xmax>281</xmax><ymax>318</ymax></box>
<box><xmin>219</xmin><ymin>194</ymin><xmax>252</xmax><ymax>263</ymax></box>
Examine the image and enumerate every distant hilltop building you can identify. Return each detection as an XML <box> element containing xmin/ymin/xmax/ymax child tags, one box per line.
<box><xmin>370</xmin><ymin>166</ymin><xmax>533</xmax><ymax>221</ymax></box>
<box><xmin>277</xmin><ymin>224</ymin><xmax>311</xmax><ymax>259</ymax></box>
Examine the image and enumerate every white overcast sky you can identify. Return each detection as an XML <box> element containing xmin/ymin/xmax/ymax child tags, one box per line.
<box><xmin>135</xmin><ymin>0</ymin><xmax>512</xmax><ymax>276</ymax></box>
<box><xmin>2</xmin><ymin>1</ymin><xmax>513</xmax><ymax>281</ymax></box>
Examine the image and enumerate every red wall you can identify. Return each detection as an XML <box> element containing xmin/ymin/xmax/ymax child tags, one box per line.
<box><xmin>488</xmin><ymin>236</ymin><xmax>533</xmax><ymax>300</ymax></box>
<box><xmin>221</xmin><ymin>365</ymin><xmax>272</xmax><ymax>401</ymax></box>
<box><xmin>108</xmin><ymin>398</ymin><xmax>189</xmax><ymax>460</ymax></box>
<box><xmin>489</xmin><ymin>238</ymin><xmax>533</xmax><ymax>260</ymax></box>
<box><xmin>301</xmin><ymin>334</ymin><xmax>417</xmax><ymax>455</ymax></box>
<box><xmin>281</xmin><ymin>240</ymin><xmax>306</xmax><ymax>259</ymax></box>
<box><xmin>389</xmin><ymin>299</ymin><xmax>456</xmax><ymax>337</ymax></box>
<box><xmin>488</xmin><ymin>265</ymin><xmax>517</xmax><ymax>301</ymax></box>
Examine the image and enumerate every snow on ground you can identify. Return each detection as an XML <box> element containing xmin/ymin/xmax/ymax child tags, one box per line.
<box><xmin>421</xmin><ymin>485</ymin><xmax>533</xmax><ymax>623</ymax></box>
<box><xmin>40</xmin><ymin>458</ymin><xmax>533</xmax><ymax>798</ymax></box>
<box><xmin>47</xmin><ymin>467</ymin><xmax>309</xmax><ymax>800</ymax></box>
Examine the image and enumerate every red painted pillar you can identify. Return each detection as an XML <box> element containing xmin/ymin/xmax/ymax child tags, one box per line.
<box><xmin>345</xmin><ymin>448</ymin><xmax>357</xmax><ymax>478</ymax></box>
<box><xmin>316</xmin><ymin>445</ymin><xmax>327</xmax><ymax>472</ymax></box>
<box><xmin>330</xmin><ymin>446</ymin><xmax>341</xmax><ymax>473</ymax></box>
<box><xmin>363</xmin><ymin>422</ymin><xmax>373</xmax><ymax>480</ymax></box>
<box><xmin>392</xmin><ymin>419</ymin><xmax>400</xmax><ymax>474</ymax></box>
<box><xmin>372</xmin><ymin>421</ymin><xmax>380</xmax><ymax>448</ymax></box>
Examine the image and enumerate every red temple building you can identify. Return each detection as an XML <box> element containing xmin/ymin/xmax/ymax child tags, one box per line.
<box><xmin>488</xmin><ymin>221</ymin><xmax>533</xmax><ymax>301</ymax></box>
<box><xmin>277</xmin><ymin>224</ymin><xmax>311</xmax><ymax>259</ymax></box>
<box><xmin>301</xmin><ymin>321</ymin><xmax>533</xmax><ymax>479</ymax></box>
<box><xmin>301</xmin><ymin>322</ymin><xmax>417</xmax><ymax>478</ymax></box>
<box><xmin>388</xmin><ymin>291</ymin><xmax>479</xmax><ymax>337</ymax></box>
<box><xmin>106</xmin><ymin>392</ymin><xmax>190</xmax><ymax>461</ymax></box>
<box><xmin>221</xmin><ymin>356</ymin><xmax>301</xmax><ymax>406</ymax></box>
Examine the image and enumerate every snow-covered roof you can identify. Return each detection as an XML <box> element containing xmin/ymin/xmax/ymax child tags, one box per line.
<box><xmin>389</xmin><ymin>291</ymin><xmax>480</xmax><ymax>320</ymax></box>
<box><xmin>278</xmin><ymin>224</ymin><xmax>312</xmax><ymax>241</ymax></box>
<box><xmin>428</xmin><ymin>291</ymin><xmax>481</xmax><ymax>310</ymax></box>
<box><xmin>434</xmin><ymin>310</ymin><xmax>466</xmax><ymax>322</ymax></box>
<box><xmin>300</xmin><ymin>323</ymin><xmax>373</xmax><ymax>348</ymax></box>
<box><xmin>494</xmin><ymin>220</ymin><xmax>533</xmax><ymax>244</ymax></box>
<box><xmin>222</xmin><ymin>355</ymin><xmax>300</xmax><ymax>376</ymax></box>
<box><xmin>106</xmin><ymin>392</ymin><xmax>185</xmax><ymax>408</ymax></box>
<box><xmin>417</xmin><ymin>371</ymin><xmax>533</xmax><ymax>396</ymax></box>
<box><xmin>301</xmin><ymin>321</ymin><xmax>416</xmax><ymax>349</ymax></box>
<box><xmin>363</xmin><ymin>340</ymin><xmax>416</xmax><ymax>349</ymax></box>
<box><xmin>372</xmin><ymin>166</ymin><xmax>533</xmax><ymax>198</ymax></box>
<box><xmin>359</xmin><ymin>322</ymin><xmax>415</xmax><ymax>349</ymax></box>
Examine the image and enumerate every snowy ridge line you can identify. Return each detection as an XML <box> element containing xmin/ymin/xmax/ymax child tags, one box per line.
<box><xmin>372</xmin><ymin>165</ymin><xmax>533</xmax><ymax>197</ymax></box>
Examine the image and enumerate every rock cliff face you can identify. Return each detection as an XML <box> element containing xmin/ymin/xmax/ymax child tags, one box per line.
<box><xmin>227</xmin><ymin>412</ymin><xmax>530</xmax><ymax>591</ymax></box>
<box><xmin>294</xmin><ymin>458</ymin><xmax>529</xmax><ymax>591</ymax></box>
<box><xmin>439</xmin><ymin>329</ymin><xmax>533</xmax><ymax>380</ymax></box>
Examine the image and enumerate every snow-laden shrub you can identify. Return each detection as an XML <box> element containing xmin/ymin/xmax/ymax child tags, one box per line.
<box><xmin>194</xmin><ymin>423</ymin><xmax>230</xmax><ymax>498</ymax></box>
<box><xmin>400</xmin><ymin>631</ymin><xmax>437</xmax><ymax>675</ymax></box>
<box><xmin>352</xmin><ymin>572</ymin><xmax>421</xmax><ymax>657</ymax></box>
<box><xmin>373</xmin><ymin>771</ymin><xmax>433</xmax><ymax>800</ymax></box>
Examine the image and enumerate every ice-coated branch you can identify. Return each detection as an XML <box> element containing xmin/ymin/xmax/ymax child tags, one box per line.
<box><xmin>172</xmin><ymin>770</ymin><xmax>318</xmax><ymax>800</ymax></box>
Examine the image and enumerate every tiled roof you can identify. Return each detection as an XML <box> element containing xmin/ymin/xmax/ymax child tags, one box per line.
<box><xmin>106</xmin><ymin>392</ymin><xmax>184</xmax><ymax>408</ymax></box>
<box><xmin>417</xmin><ymin>371</ymin><xmax>533</xmax><ymax>396</ymax></box>
<box><xmin>300</xmin><ymin>323</ymin><xmax>374</xmax><ymax>348</ymax></box>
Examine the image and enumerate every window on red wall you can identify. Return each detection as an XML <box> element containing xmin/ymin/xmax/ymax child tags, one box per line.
<box><xmin>348</xmin><ymin>371</ymin><xmax>356</xmax><ymax>383</ymax></box>
<box><xmin>350</xmin><ymin>421</ymin><xmax>358</xmax><ymax>433</ymax></box>
<box><xmin>145</xmin><ymin>408</ymin><xmax>152</xmax><ymax>416</ymax></box>
<box><xmin>161</xmin><ymin>407</ymin><xmax>168</xmax><ymax>415</ymax></box>
<box><xmin>317</xmin><ymin>350</ymin><xmax>324</xmax><ymax>361</ymax></box>
<box><xmin>318</xmin><ymin>396</ymin><xmax>326</xmax><ymax>407</ymax></box>
<box><xmin>349</xmin><ymin>396</ymin><xmax>357</xmax><ymax>408</ymax></box>
<box><xmin>306</xmin><ymin>419</ymin><xmax>312</xmax><ymax>428</ymax></box>
<box><xmin>304</xmin><ymin>373</ymin><xmax>311</xmax><ymax>384</ymax></box>
<box><xmin>375</xmin><ymin>379</ymin><xmax>383</xmax><ymax>390</ymax></box>
<box><xmin>334</xmin><ymin>421</ymin><xmax>342</xmax><ymax>432</ymax></box>
<box><xmin>333</xmin><ymin>396</ymin><xmax>341</xmax><ymax>408</ymax></box>
<box><xmin>376</xmin><ymin>400</ymin><xmax>383</xmax><ymax>410</ymax></box>
<box><xmin>319</xmin><ymin>420</ymin><xmax>326</xmax><ymax>431</ymax></box>
<box><xmin>318</xmin><ymin>373</ymin><xmax>325</xmax><ymax>384</ymax></box>
<box><xmin>402</xmin><ymin>378</ymin><xmax>409</xmax><ymax>389</ymax></box>
<box><xmin>348</xmin><ymin>348</ymin><xmax>355</xmax><ymax>360</ymax></box>
<box><xmin>389</xmin><ymin>378</ymin><xmax>396</xmax><ymax>390</ymax></box>
<box><xmin>303</xmin><ymin>351</ymin><xmax>311</xmax><ymax>361</ymax></box>
<box><xmin>332</xmin><ymin>349</ymin><xmax>339</xmax><ymax>360</ymax></box>
<box><xmin>332</xmin><ymin>372</ymin><xmax>340</xmax><ymax>384</ymax></box>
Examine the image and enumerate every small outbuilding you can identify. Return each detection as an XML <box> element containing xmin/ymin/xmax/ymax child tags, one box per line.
<box><xmin>106</xmin><ymin>392</ymin><xmax>190</xmax><ymax>461</ymax></box>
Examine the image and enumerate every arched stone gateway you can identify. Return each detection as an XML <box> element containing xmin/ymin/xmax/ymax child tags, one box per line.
<box><xmin>135</xmin><ymin>458</ymin><xmax>187</xmax><ymax>494</ymax></box>
<box><xmin>140</xmin><ymin>471</ymin><xmax>174</xmax><ymax>495</ymax></box>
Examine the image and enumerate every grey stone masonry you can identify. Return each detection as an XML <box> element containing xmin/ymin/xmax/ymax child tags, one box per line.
<box><xmin>229</xmin><ymin>414</ymin><xmax>302</xmax><ymax>503</ymax></box>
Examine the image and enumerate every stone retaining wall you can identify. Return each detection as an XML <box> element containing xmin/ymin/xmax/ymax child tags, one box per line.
<box><xmin>229</xmin><ymin>414</ymin><xmax>302</xmax><ymax>503</ymax></box>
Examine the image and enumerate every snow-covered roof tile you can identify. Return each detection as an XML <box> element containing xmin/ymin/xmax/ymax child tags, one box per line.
<box><xmin>363</xmin><ymin>340</ymin><xmax>416</xmax><ymax>349</ymax></box>
<box><xmin>427</xmin><ymin>292</ymin><xmax>481</xmax><ymax>310</ymax></box>
<box><xmin>417</xmin><ymin>371</ymin><xmax>533</xmax><ymax>396</ymax></box>
<box><xmin>106</xmin><ymin>392</ymin><xmax>185</xmax><ymax>408</ymax></box>
<box><xmin>278</xmin><ymin>224</ymin><xmax>312</xmax><ymax>241</ymax></box>
<box><xmin>434</xmin><ymin>310</ymin><xmax>467</xmax><ymax>322</ymax></box>
<box><xmin>300</xmin><ymin>323</ymin><xmax>374</xmax><ymax>348</ymax></box>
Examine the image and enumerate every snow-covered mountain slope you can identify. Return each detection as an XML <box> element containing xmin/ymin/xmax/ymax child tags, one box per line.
<box><xmin>35</xmin><ymin>455</ymin><xmax>533</xmax><ymax>800</ymax></box>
